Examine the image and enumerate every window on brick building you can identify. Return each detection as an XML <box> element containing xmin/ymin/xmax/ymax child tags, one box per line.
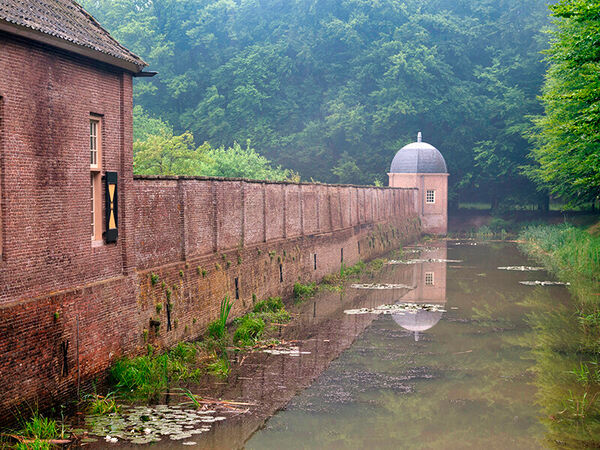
<box><xmin>426</xmin><ymin>190</ymin><xmax>435</xmax><ymax>204</ymax></box>
<box><xmin>425</xmin><ymin>272</ymin><xmax>434</xmax><ymax>285</ymax></box>
<box><xmin>90</xmin><ymin>116</ymin><xmax>102</xmax><ymax>241</ymax></box>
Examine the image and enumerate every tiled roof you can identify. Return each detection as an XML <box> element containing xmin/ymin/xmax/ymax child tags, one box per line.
<box><xmin>0</xmin><ymin>0</ymin><xmax>146</xmax><ymax>70</ymax></box>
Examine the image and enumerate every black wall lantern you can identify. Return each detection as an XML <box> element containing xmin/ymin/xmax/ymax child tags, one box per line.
<box><xmin>104</xmin><ymin>171</ymin><xmax>118</xmax><ymax>243</ymax></box>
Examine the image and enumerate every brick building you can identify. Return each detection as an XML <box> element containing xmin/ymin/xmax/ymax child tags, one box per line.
<box><xmin>0</xmin><ymin>1</ymin><xmax>421</xmax><ymax>421</ymax></box>
<box><xmin>0</xmin><ymin>0</ymin><xmax>151</xmax><ymax>303</ymax></box>
<box><xmin>388</xmin><ymin>132</ymin><xmax>449</xmax><ymax>234</ymax></box>
<box><xmin>0</xmin><ymin>0</ymin><xmax>153</xmax><ymax>420</ymax></box>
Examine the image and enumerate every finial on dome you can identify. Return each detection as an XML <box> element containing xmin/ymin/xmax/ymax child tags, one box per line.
<box><xmin>417</xmin><ymin>131</ymin><xmax>422</xmax><ymax>143</ymax></box>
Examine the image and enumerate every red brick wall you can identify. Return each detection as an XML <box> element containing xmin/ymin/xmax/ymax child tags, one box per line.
<box><xmin>0</xmin><ymin>34</ymin><xmax>137</xmax><ymax>423</ymax></box>
<box><xmin>131</xmin><ymin>176</ymin><xmax>420</xmax><ymax>355</ymax></box>
<box><xmin>0</xmin><ymin>35</ymin><xmax>421</xmax><ymax>424</ymax></box>
<box><xmin>0</xmin><ymin>34</ymin><xmax>134</xmax><ymax>303</ymax></box>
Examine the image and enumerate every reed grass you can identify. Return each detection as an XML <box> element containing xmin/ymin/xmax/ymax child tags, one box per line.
<box><xmin>233</xmin><ymin>315</ymin><xmax>265</xmax><ymax>346</ymax></box>
<box><xmin>109</xmin><ymin>342</ymin><xmax>202</xmax><ymax>400</ymax></box>
<box><xmin>520</xmin><ymin>223</ymin><xmax>600</xmax><ymax>281</ymax></box>
<box><xmin>207</xmin><ymin>296</ymin><xmax>233</xmax><ymax>339</ymax></box>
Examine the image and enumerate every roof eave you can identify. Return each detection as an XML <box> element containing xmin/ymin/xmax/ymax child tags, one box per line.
<box><xmin>0</xmin><ymin>19</ymin><xmax>146</xmax><ymax>73</ymax></box>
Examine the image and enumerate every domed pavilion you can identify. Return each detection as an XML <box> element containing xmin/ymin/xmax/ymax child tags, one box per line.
<box><xmin>388</xmin><ymin>132</ymin><xmax>449</xmax><ymax>234</ymax></box>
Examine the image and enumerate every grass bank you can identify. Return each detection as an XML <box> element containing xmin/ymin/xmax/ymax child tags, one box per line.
<box><xmin>519</xmin><ymin>222</ymin><xmax>600</xmax><ymax>447</ymax></box>
<box><xmin>519</xmin><ymin>223</ymin><xmax>600</xmax><ymax>282</ymax></box>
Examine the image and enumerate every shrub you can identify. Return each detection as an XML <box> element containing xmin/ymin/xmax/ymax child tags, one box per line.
<box><xmin>293</xmin><ymin>282</ymin><xmax>317</xmax><ymax>302</ymax></box>
<box><xmin>253</xmin><ymin>296</ymin><xmax>284</xmax><ymax>313</ymax></box>
<box><xmin>207</xmin><ymin>356</ymin><xmax>230</xmax><ymax>379</ymax></box>
<box><xmin>233</xmin><ymin>315</ymin><xmax>265</xmax><ymax>346</ymax></box>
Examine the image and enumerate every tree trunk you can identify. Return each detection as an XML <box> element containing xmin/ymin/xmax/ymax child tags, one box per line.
<box><xmin>538</xmin><ymin>194</ymin><xmax>550</xmax><ymax>213</ymax></box>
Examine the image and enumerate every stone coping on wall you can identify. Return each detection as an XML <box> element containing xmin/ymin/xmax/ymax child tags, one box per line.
<box><xmin>133</xmin><ymin>174</ymin><xmax>419</xmax><ymax>190</ymax></box>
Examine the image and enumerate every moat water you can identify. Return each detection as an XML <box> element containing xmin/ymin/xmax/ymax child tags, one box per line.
<box><xmin>85</xmin><ymin>240</ymin><xmax>580</xmax><ymax>449</ymax></box>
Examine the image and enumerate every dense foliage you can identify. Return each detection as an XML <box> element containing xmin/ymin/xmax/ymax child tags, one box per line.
<box><xmin>530</xmin><ymin>0</ymin><xmax>600</xmax><ymax>207</ymax></box>
<box><xmin>132</xmin><ymin>105</ymin><xmax>293</xmax><ymax>180</ymax></box>
<box><xmin>82</xmin><ymin>0</ymin><xmax>550</xmax><ymax>203</ymax></box>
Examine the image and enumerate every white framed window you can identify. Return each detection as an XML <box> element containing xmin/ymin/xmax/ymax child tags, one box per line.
<box><xmin>425</xmin><ymin>272</ymin><xmax>434</xmax><ymax>285</ymax></box>
<box><xmin>426</xmin><ymin>190</ymin><xmax>435</xmax><ymax>204</ymax></box>
<box><xmin>90</xmin><ymin>119</ymin><xmax>99</xmax><ymax>168</ymax></box>
<box><xmin>90</xmin><ymin>116</ymin><xmax>102</xmax><ymax>241</ymax></box>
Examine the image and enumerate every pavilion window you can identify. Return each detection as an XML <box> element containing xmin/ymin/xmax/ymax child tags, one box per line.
<box><xmin>426</xmin><ymin>190</ymin><xmax>435</xmax><ymax>204</ymax></box>
<box><xmin>425</xmin><ymin>272</ymin><xmax>434</xmax><ymax>285</ymax></box>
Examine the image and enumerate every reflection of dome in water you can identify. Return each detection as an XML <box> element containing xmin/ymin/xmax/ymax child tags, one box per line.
<box><xmin>391</xmin><ymin>304</ymin><xmax>444</xmax><ymax>341</ymax></box>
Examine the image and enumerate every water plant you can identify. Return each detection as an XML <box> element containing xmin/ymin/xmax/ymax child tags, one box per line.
<box><xmin>5</xmin><ymin>411</ymin><xmax>65</xmax><ymax>450</ymax></box>
<box><xmin>176</xmin><ymin>387</ymin><xmax>202</xmax><ymax>409</ymax></box>
<box><xmin>207</xmin><ymin>356</ymin><xmax>230</xmax><ymax>378</ymax></box>
<box><xmin>293</xmin><ymin>282</ymin><xmax>317</xmax><ymax>303</ymax></box>
<box><xmin>520</xmin><ymin>224</ymin><xmax>600</xmax><ymax>281</ymax></box>
<box><xmin>233</xmin><ymin>314</ymin><xmax>265</xmax><ymax>346</ymax></box>
<box><xmin>253</xmin><ymin>296</ymin><xmax>284</xmax><ymax>313</ymax></box>
<box><xmin>207</xmin><ymin>296</ymin><xmax>233</xmax><ymax>340</ymax></box>
<box><xmin>109</xmin><ymin>342</ymin><xmax>202</xmax><ymax>400</ymax></box>
<box><xmin>21</xmin><ymin>413</ymin><xmax>60</xmax><ymax>441</ymax></box>
<box><xmin>86</xmin><ymin>392</ymin><xmax>120</xmax><ymax>415</ymax></box>
<box><xmin>253</xmin><ymin>297</ymin><xmax>291</xmax><ymax>323</ymax></box>
<box><xmin>520</xmin><ymin>223</ymin><xmax>600</xmax><ymax>446</ymax></box>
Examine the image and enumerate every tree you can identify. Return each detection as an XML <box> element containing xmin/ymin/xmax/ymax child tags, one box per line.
<box><xmin>83</xmin><ymin>0</ymin><xmax>551</xmax><ymax>197</ymax></box>
<box><xmin>133</xmin><ymin>131</ymin><xmax>208</xmax><ymax>176</ymax></box>
<box><xmin>196</xmin><ymin>141</ymin><xmax>296</xmax><ymax>181</ymax></box>
<box><xmin>133</xmin><ymin>105</ymin><xmax>173</xmax><ymax>142</ymax></box>
<box><xmin>529</xmin><ymin>0</ymin><xmax>600</xmax><ymax>206</ymax></box>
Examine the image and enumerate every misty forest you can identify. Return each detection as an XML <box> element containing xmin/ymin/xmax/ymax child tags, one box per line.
<box><xmin>4</xmin><ymin>0</ymin><xmax>600</xmax><ymax>448</ymax></box>
<box><xmin>81</xmin><ymin>0</ymin><xmax>599</xmax><ymax>209</ymax></box>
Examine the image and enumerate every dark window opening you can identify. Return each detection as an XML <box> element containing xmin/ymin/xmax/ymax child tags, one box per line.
<box><xmin>279</xmin><ymin>264</ymin><xmax>283</xmax><ymax>283</ymax></box>
<box><xmin>234</xmin><ymin>277</ymin><xmax>240</xmax><ymax>299</ymax></box>
<box><xmin>358</xmin><ymin>242</ymin><xmax>361</xmax><ymax>254</ymax></box>
<box><xmin>341</xmin><ymin>248</ymin><xmax>344</xmax><ymax>263</ymax></box>
<box><xmin>61</xmin><ymin>341</ymin><xmax>69</xmax><ymax>377</ymax></box>
<box><xmin>166</xmin><ymin>302</ymin><xmax>172</xmax><ymax>331</ymax></box>
<box><xmin>314</xmin><ymin>254</ymin><xmax>317</xmax><ymax>270</ymax></box>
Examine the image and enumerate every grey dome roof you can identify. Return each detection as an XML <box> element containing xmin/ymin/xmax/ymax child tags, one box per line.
<box><xmin>390</xmin><ymin>133</ymin><xmax>447</xmax><ymax>174</ymax></box>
